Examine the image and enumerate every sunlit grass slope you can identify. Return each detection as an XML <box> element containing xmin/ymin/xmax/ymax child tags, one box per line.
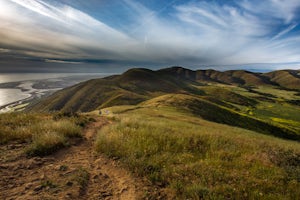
<box><xmin>29</xmin><ymin>67</ymin><xmax>300</xmax><ymax>113</ymax></box>
<box><xmin>0</xmin><ymin>112</ymin><xmax>87</xmax><ymax>156</ymax></box>
<box><xmin>142</xmin><ymin>94</ymin><xmax>300</xmax><ymax>141</ymax></box>
<box><xmin>95</xmin><ymin>105</ymin><xmax>300</xmax><ymax>199</ymax></box>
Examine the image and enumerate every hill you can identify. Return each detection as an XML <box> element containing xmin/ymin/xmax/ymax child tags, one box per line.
<box><xmin>29</xmin><ymin>66</ymin><xmax>300</xmax><ymax>140</ymax></box>
<box><xmin>30</xmin><ymin>67</ymin><xmax>300</xmax><ymax>112</ymax></box>
<box><xmin>142</xmin><ymin>94</ymin><xmax>299</xmax><ymax>140</ymax></box>
<box><xmin>29</xmin><ymin>67</ymin><xmax>204</xmax><ymax>112</ymax></box>
<box><xmin>94</xmin><ymin>104</ymin><xmax>300</xmax><ymax>199</ymax></box>
<box><xmin>263</xmin><ymin>70</ymin><xmax>300</xmax><ymax>90</ymax></box>
<box><xmin>3</xmin><ymin>66</ymin><xmax>300</xmax><ymax>199</ymax></box>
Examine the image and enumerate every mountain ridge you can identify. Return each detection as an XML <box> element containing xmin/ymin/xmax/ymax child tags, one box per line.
<box><xmin>29</xmin><ymin>66</ymin><xmax>300</xmax><ymax>113</ymax></box>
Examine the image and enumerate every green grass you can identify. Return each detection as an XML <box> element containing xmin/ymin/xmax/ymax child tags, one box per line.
<box><xmin>141</xmin><ymin>94</ymin><xmax>300</xmax><ymax>141</ymax></box>
<box><xmin>95</xmin><ymin>106</ymin><xmax>300</xmax><ymax>199</ymax></box>
<box><xmin>27</xmin><ymin>131</ymin><xmax>66</xmax><ymax>156</ymax></box>
<box><xmin>0</xmin><ymin>113</ymin><xmax>40</xmax><ymax>144</ymax></box>
<box><xmin>0</xmin><ymin>112</ymin><xmax>86</xmax><ymax>156</ymax></box>
<box><xmin>199</xmin><ymin>85</ymin><xmax>258</xmax><ymax>107</ymax></box>
<box><xmin>253</xmin><ymin>86</ymin><xmax>300</xmax><ymax>100</ymax></box>
<box><xmin>197</xmin><ymin>84</ymin><xmax>300</xmax><ymax>134</ymax></box>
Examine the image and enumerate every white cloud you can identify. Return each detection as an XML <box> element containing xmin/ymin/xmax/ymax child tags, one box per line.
<box><xmin>0</xmin><ymin>0</ymin><xmax>299</xmax><ymax>70</ymax></box>
<box><xmin>239</xmin><ymin>0</ymin><xmax>300</xmax><ymax>24</ymax></box>
<box><xmin>0</xmin><ymin>0</ymin><xmax>134</xmax><ymax>59</ymax></box>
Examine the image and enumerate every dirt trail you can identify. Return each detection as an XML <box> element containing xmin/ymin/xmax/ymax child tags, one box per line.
<box><xmin>0</xmin><ymin>117</ymin><xmax>153</xmax><ymax>200</ymax></box>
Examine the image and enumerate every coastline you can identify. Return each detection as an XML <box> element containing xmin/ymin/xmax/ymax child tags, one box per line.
<box><xmin>0</xmin><ymin>87</ymin><xmax>60</xmax><ymax>113</ymax></box>
<box><xmin>0</xmin><ymin>80</ymin><xmax>61</xmax><ymax>113</ymax></box>
<box><xmin>0</xmin><ymin>73</ymin><xmax>111</xmax><ymax>113</ymax></box>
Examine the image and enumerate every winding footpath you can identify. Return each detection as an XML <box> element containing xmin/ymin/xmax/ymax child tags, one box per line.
<box><xmin>0</xmin><ymin>117</ymin><xmax>152</xmax><ymax>200</ymax></box>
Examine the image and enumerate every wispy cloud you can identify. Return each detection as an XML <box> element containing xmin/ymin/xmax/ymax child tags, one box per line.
<box><xmin>44</xmin><ymin>59</ymin><xmax>83</xmax><ymax>64</ymax></box>
<box><xmin>271</xmin><ymin>23</ymin><xmax>298</xmax><ymax>40</ymax></box>
<box><xmin>0</xmin><ymin>0</ymin><xmax>134</xmax><ymax>59</ymax></box>
<box><xmin>0</xmin><ymin>0</ymin><xmax>300</xmax><ymax>71</ymax></box>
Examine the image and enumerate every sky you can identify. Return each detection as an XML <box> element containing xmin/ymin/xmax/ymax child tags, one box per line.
<box><xmin>0</xmin><ymin>0</ymin><xmax>300</xmax><ymax>73</ymax></box>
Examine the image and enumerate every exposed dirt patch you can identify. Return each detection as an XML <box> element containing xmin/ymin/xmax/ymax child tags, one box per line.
<box><xmin>0</xmin><ymin>117</ymin><xmax>165</xmax><ymax>200</ymax></box>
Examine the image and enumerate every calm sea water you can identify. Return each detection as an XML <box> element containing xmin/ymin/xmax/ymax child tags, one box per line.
<box><xmin>0</xmin><ymin>89</ymin><xmax>31</xmax><ymax>106</ymax></box>
<box><xmin>0</xmin><ymin>73</ymin><xmax>108</xmax><ymax>84</ymax></box>
<box><xmin>0</xmin><ymin>73</ymin><xmax>111</xmax><ymax>108</ymax></box>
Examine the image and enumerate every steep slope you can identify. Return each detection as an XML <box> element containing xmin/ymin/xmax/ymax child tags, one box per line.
<box><xmin>29</xmin><ymin>67</ymin><xmax>300</xmax><ymax>113</ymax></box>
<box><xmin>225</xmin><ymin>70</ymin><xmax>274</xmax><ymax>86</ymax></box>
<box><xmin>29</xmin><ymin>68</ymin><xmax>202</xmax><ymax>112</ymax></box>
<box><xmin>142</xmin><ymin>94</ymin><xmax>300</xmax><ymax>140</ymax></box>
<box><xmin>263</xmin><ymin>70</ymin><xmax>300</xmax><ymax>90</ymax></box>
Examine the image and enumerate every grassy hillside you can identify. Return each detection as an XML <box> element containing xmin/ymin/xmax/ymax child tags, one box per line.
<box><xmin>141</xmin><ymin>94</ymin><xmax>299</xmax><ymax>140</ymax></box>
<box><xmin>0</xmin><ymin>112</ymin><xmax>88</xmax><ymax>156</ymax></box>
<box><xmin>264</xmin><ymin>70</ymin><xmax>300</xmax><ymax>90</ymax></box>
<box><xmin>95</xmin><ymin>105</ymin><xmax>300</xmax><ymax>199</ymax></box>
<box><xmin>2</xmin><ymin>66</ymin><xmax>300</xmax><ymax>199</ymax></box>
<box><xmin>28</xmin><ymin>66</ymin><xmax>300</xmax><ymax>141</ymax></box>
<box><xmin>29</xmin><ymin>67</ymin><xmax>300</xmax><ymax>113</ymax></box>
<box><xmin>29</xmin><ymin>68</ymin><xmax>203</xmax><ymax>112</ymax></box>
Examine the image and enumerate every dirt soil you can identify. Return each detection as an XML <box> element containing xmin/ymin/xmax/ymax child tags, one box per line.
<box><xmin>0</xmin><ymin>117</ymin><xmax>167</xmax><ymax>200</ymax></box>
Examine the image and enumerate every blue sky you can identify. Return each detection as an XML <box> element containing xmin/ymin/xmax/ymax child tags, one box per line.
<box><xmin>0</xmin><ymin>0</ymin><xmax>300</xmax><ymax>72</ymax></box>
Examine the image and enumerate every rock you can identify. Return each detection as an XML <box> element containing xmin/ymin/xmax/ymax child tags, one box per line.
<box><xmin>8</xmin><ymin>144</ymin><xmax>23</xmax><ymax>150</ymax></box>
<box><xmin>65</xmin><ymin>193</ymin><xmax>72</xmax><ymax>198</ymax></box>
<box><xmin>66</xmin><ymin>181</ymin><xmax>73</xmax><ymax>186</ymax></box>
<box><xmin>92</xmin><ymin>174</ymin><xmax>99</xmax><ymax>179</ymax></box>
<box><xmin>33</xmin><ymin>185</ymin><xmax>43</xmax><ymax>192</ymax></box>
<box><xmin>59</xmin><ymin>165</ymin><xmax>68</xmax><ymax>171</ymax></box>
<box><xmin>100</xmin><ymin>191</ymin><xmax>112</xmax><ymax>198</ymax></box>
<box><xmin>40</xmin><ymin>174</ymin><xmax>46</xmax><ymax>180</ymax></box>
<box><xmin>33</xmin><ymin>157</ymin><xmax>42</xmax><ymax>162</ymax></box>
<box><xmin>25</xmin><ymin>183</ymin><xmax>33</xmax><ymax>190</ymax></box>
<box><xmin>0</xmin><ymin>165</ymin><xmax>8</xmax><ymax>169</ymax></box>
<box><xmin>120</xmin><ymin>187</ymin><xmax>128</xmax><ymax>193</ymax></box>
<box><xmin>103</xmin><ymin>174</ymin><xmax>109</xmax><ymax>179</ymax></box>
<box><xmin>8</xmin><ymin>184</ymin><xmax>15</xmax><ymax>189</ymax></box>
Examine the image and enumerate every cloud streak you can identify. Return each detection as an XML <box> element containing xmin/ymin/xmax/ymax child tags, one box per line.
<box><xmin>0</xmin><ymin>0</ymin><xmax>300</xmax><ymax>71</ymax></box>
<box><xmin>0</xmin><ymin>0</ymin><xmax>134</xmax><ymax>59</ymax></box>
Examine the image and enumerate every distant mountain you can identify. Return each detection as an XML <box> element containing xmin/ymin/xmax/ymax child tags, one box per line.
<box><xmin>164</xmin><ymin>67</ymin><xmax>299</xmax><ymax>88</ymax></box>
<box><xmin>29</xmin><ymin>68</ymin><xmax>201</xmax><ymax>112</ymax></box>
<box><xmin>263</xmin><ymin>70</ymin><xmax>300</xmax><ymax>90</ymax></box>
<box><xmin>29</xmin><ymin>67</ymin><xmax>300</xmax><ymax>113</ymax></box>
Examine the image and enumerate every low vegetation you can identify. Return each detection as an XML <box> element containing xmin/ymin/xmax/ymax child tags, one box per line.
<box><xmin>73</xmin><ymin>167</ymin><xmax>90</xmax><ymax>194</ymax></box>
<box><xmin>0</xmin><ymin>112</ymin><xmax>88</xmax><ymax>156</ymax></box>
<box><xmin>2</xmin><ymin>67</ymin><xmax>300</xmax><ymax>199</ymax></box>
<box><xmin>95</xmin><ymin>106</ymin><xmax>300</xmax><ymax>199</ymax></box>
<box><xmin>142</xmin><ymin>94</ymin><xmax>300</xmax><ymax>141</ymax></box>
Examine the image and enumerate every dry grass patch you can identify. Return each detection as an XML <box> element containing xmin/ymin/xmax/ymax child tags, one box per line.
<box><xmin>0</xmin><ymin>112</ymin><xmax>87</xmax><ymax>156</ymax></box>
<box><xmin>95</xmin><ymin>106</ymin><xmax>300</xmax><ymax>199</ymax></box>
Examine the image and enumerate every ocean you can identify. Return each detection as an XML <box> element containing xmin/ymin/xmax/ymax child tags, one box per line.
<box><xmin>0</xmin><ymin>73</ymin><xmax>111</xmax><ymax>109</ymax></box>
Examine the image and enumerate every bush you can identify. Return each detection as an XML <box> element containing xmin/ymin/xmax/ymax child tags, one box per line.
<box><xmin>0</xmin><ymin>112</ymin><xmax>85</xmax><ymax>156</ymax></box>
<box><xmin>26</xmin><ymin>132</ymin><xmax>66</xmax><ymax>156</ymax></box>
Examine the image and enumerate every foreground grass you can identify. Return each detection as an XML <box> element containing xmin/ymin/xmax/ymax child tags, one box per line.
<box><xmin>0</xmin><ymin>112</ymin><xmax>88</xmax><ymax>156</ymax></box>
<box><xmin>96</xmin><ymin>106</ymin><xmax>300</xmax><ymax>199</ymax></box>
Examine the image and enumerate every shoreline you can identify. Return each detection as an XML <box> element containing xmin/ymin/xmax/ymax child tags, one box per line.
<box><xmin>0</xmin><ymin>82</ymin><xmax>61</xmax><ymax>113</ymax></box>
<box><xmin>0</xmin><ymin>73</ymin><xmax>111</xmax><ymax>113</ymax></box>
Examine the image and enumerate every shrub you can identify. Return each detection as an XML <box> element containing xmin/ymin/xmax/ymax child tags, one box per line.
<box><xmin>26</xmin><ymin>132</ymin><xmax>66</xmax><ymax>156</ymax></box>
